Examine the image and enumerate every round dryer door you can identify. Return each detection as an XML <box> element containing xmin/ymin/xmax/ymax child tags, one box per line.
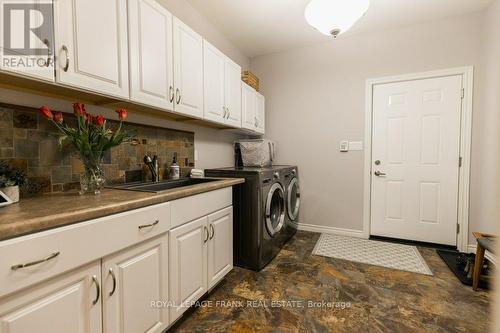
<box><xmin>287</xmin><ymin>178</ymin><xmax>300</xmax><ymax>220</ymax></box>
<box><xmin>265</xmin><ymin>183</ymin><xmax>286</xmax><ymax>237</ymax></box>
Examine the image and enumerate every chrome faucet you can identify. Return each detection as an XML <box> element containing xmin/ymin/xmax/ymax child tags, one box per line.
<box><xmin>143</xmin><ymin>155</ymin><xmax>159</xmax><ymax>182</ymax></box>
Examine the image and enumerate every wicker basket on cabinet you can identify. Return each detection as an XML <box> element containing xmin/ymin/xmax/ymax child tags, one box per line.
<box><xmin>242</xmin><ymin>70</ymin><xmax>259</xmax><ymax>91</ymax></box>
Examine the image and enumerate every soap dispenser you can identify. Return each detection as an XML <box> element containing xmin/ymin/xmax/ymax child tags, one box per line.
<box><xmin>169</xmin><ymin>154</ymin><xmax>180</xmax><ymax>180</ymax></box>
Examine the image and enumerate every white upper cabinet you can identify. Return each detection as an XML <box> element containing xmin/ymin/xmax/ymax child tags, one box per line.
<box><xmin>173</xmin><ymin>17</ymin><xmax>203</xmax><ymax>118</ymax></box>
<box><xmin>203</xmin><ymin>41</ymin><xmax>226</xmax><ymax>123</ymax></box>
<box><xmin>54</xmin><ymin>0</ymin><xmax>129</xmax><ymax>98</ymax></box>
<box><xmin>241</xmin><ymin>82</ymin><xmax>256</xmax><ymax>131</ymax></box>
<box><xmin>0</xmin><ymin>0</ymin><xmax>55</xmax><ymax>82</ymax></box>
<box><xmin>241</xmin><ymin>82</ymin><xmax>265</xmax><ymax>134</ymax></box>
<box><xmin>203</xmin><ymin>40</ymin><xmax>242</xmax><ymax>127</ymax></box>
<box><xmin>224</xmin><ymin>58</ymin><xmax>242</xmax><ymax>127</ymax></box>
<box><xmin>255</xmin><ymin>92</ymin><xmax>265</xmax><ymax>134</ymax></box>
<box><xmin>128</xmin><ymin>0</ymin><xmax>174</xmax><ymax>110</ymax></box>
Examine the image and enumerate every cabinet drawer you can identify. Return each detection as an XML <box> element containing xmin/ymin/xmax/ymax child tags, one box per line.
<box><xmin>0</xmin><ymin>202</ymin><xmax>170</xmax><ymax>298</ymax></box>
<box><xmin>170</xmin><ymin>188</ymin><xmax>232</xmax><ymax>228</ymax></box>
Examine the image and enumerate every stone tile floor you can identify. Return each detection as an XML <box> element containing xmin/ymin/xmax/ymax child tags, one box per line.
<box><xmin>170</xmin><ymin>231</ymin><xmax>491</xmax><ymax>332</ymax></box>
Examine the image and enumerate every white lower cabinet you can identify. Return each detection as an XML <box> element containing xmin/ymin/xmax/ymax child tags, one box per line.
<box><xmin>0</xmin><ymin>261</ymin><xmax>102</xmax><ymax>333</ymax></box>
<box><xmin>0</xmin><ymin>190</ymin><xmax>233</xmax><ymax>332</ymax></box>
<box><xmin>207</xmin><ymin>207</ymin><xmax>233</xmax><ymax>288</ymax></box>
<box><xmin>169</xmin><ymin>206</ymin><xmax>233</xmax><ymax>323</ymax></box>
<box><xmin>169</xmin><ymin>216</ymin><xmax>208</xmax><ymax>322</ymax></box>
<box><xmin>102</xmin><ymin>235</ymin><xmax>169</xmax><ymax>333</ymax></box>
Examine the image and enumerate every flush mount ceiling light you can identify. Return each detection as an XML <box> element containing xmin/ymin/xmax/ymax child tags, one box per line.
<box><xmin>305</xmin><ymin>0</ymin><xmax>370</xmax><ymax>38</ymax></box>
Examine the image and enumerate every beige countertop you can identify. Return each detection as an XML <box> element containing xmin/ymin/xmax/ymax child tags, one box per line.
<box><xmin>0</xmin><ymin>178</ymin><xmax>244</xmax><ymax>242</ymax></box>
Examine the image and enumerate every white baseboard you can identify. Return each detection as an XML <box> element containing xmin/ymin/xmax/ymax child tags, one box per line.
<box><xmin>467</xmin><ymin>244</ymin><xmax>497</xmax><ymax>265</ymax></box>
<box><xmin>291</xmin><ymin>221</ymin><xmax>367</xmax><ymax>239</ymax></box>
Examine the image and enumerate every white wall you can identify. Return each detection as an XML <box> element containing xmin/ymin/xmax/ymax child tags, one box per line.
<box><xmin>482</xmin><ymin>1</ymin><xmax>500</xmax><ymax>327</ymax></box>
<box><xmin>471</xmin><ymin>0</ymin><xmax>500</xmax><ymax>244</ymax></box>
<box><xmin>250</xmin><ymin>12</ymin><xmax>488</xmax><ymax>240</ymax></box>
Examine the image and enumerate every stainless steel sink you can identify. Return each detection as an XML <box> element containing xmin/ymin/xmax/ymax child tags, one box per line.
<box><xmin>106</xmin><ymin>178</ymin><xmax>219</xmax><ymax>193</ymax></box>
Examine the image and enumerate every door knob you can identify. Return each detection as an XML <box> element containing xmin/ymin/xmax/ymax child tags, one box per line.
<box><xmin>374</xmin><ymin>171</ymin><xmax>386</xmax><ymax>177</ymax></box>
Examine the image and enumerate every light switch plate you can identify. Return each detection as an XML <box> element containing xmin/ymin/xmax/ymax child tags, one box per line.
<box><xmin>339</xmin><ymin>140</ymin><xmax>349</xmax><ymax>152</ymax></box>
<box><xmin>349</xmin><ymin>141</ymin><xmax>363</xmax><ymax>151</ymax></box>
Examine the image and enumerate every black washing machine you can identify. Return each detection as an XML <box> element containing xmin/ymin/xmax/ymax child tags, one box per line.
<box><xmin>205</xmin><ymin>166</ymin><xmax>297</xmax><ymax>270</ymax></box>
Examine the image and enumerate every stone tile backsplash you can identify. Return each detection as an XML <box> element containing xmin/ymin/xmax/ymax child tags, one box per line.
<box><xmin>0</xmin><ymin>104</ymin><xmax>194</xmax><ymax>196</ymax></box>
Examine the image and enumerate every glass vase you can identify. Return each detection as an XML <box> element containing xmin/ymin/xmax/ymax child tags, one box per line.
<box><xmin>78</xmin><ymin>151</ymin><xmax>105</xmax><ymax>195</ymax></box>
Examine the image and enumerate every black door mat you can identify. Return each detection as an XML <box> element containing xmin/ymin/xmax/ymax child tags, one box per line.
<box><xmin>437</xmin><ymin>249</ymin><xmax>491</xmax><ymax>290</ymax></box>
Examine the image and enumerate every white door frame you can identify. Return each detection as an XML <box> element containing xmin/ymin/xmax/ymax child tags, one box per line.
<box><xmin>363</xmin><ymin>66</ymin><xmax>474</xmax><ymax>252</ymax></box>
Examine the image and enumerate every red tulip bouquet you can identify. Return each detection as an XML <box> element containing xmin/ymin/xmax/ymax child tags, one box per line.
<box><xmin>39</xmin><ymin>103</ymin><xmax>133</xmax><ymax>194</ymax></box>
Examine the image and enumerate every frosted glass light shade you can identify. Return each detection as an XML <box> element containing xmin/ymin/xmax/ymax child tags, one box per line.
<box><xmin>305</xmin><ymin>0</ymin><xmax>370</xmax><ymax>37</ymax></box>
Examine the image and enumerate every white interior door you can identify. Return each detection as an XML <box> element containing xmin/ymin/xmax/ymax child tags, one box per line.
<box><xmin>54</xmin><ymin>0</ymin><xmax>129</xmax><ymax>98</ymax></box>
<box><xmin>370</xmin><ymin>75</ymin><xmax>463</xmax><ymax>246</ymax></box>
<box><xmin>128</xmin><ymin>0</ymin><xmax>174</xmax><ymax>110</ymax></box>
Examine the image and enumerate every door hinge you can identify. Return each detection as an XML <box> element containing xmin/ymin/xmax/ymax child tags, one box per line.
<box><xmin>461</xmin><ymin>88</ymin><xmax>465</xmax><ymax>99</ymax></box>
<box><xmin>459</xmin><ymin>156</ymin><xmax>463</xmax><ymax>167</ymax></box>
<box><xmin>457</xmin><ymin>224</ymin><xmax>460</xmax><ymax>234</ymax></box>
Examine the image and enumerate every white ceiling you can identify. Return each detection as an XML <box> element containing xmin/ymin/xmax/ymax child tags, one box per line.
<box><xmin>187</xmin><ymin>0</ymin><xmax>492</xmax><ymax>58</ymax></box>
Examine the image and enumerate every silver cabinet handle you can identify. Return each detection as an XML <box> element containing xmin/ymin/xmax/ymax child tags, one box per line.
<box><xmin>175</xmin><ymin>88</ymin><xmax>181</xmax><ymax>104</ymax></box>
<box><xmin>169</xmin><ymin>86</ymin><xmax>174</xmax><ymax>103</ymax></box>
<box><xmin>92</xmin><ymin>275</ymin><xmax>100</xmax><ymax>306</ymax></box>
<box><xmin>11</xmin><ymin>251</ymin><xmax>60</xmax><ymax>270</ymax></box>
<box><xmin>203</xmin><ymin>226</ymin><xmax>209</xmax><ymax>243</ymax></box>
<box><xmin>227</xmin><ymin>108</ymin><xmax>230</xmax><ymax>119</ymax></box>
<box><xmin>374</xmin><ymin>171</ymin><xmax>386</xmax><ymax>177</ymax></box>
<box><xmin>254</xmin><ymin>116</ymin><xmax>258</xmax><ymax>127</ymax></box>
<box><xmin>108</xmin><ymin>268</ymin><xmax>116</xmax><ymax>297</ymax></box>
<box><xmin>138</xmin><ymin>219</ymin><xmax>159</xmax><ymax>230</ymax></box>
<box><xmin>223</xmin><ymin>106</ymin><xmax>227</xmax><ymax>118</ymax></box>
<box><xmin>61</xmin><ymin>45</ymin><xmax>69</xmax><ymax>72</ymax></box>
<box><xmin>209</xmin><ymin>224</ymin><xmax>215</xmax><ymax>240</ymax></box>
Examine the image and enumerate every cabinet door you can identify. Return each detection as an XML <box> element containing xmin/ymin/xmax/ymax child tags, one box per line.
<box><xmin>102</xmin><ymin>235</ymin><xmax>169</xmax><ymax>333</ymax></box>
<box><xmin>54</xmin><ymin>0</ymin><xmax>129</xmax><ymax>98</ymax></box>
<box><xmin>0</xmin><ymin>0</ymin><xmax>55</xmax><ymax>82</ymax></box>
<box><xmin>207</xmin><ymin>207</ymin><xmax>233</xmax><ymax>289</ymax></box>
<box><xmin>203</xmin><ymin>41</ymin><xmax>225</xmax><ymax>124</ymax></box>
<box><xmin>241</xmin><ymin>82</ymin><xmax>256</xmax><ymax>131</ymax></box>
<box><xmin>128</xmin><ymin>0</ymin><xmax>174</xmax><ymax>110</ymax></box>
<box><xmin>224</xmin><ymin>59</ymin><xmax>242</xmax><ymax>128</ymax></box>
<box><xmin>169</xmin><ymin>217</ymin><xmax>208</xmax><ymax>322</ymax></box>
<box><xmin>255</xmin><ymin>92</ymin><xmax>265</xmax><ymax>134</ymax></box>
<box><xmin>0</xmin><ymin>261</ymin><xmax>102</xmax><ymax>333</ymax></box>
<box><xmin>173</xmin><ymin>17</ymin><xmax>203</xmax><ymax>119</ymax></box>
